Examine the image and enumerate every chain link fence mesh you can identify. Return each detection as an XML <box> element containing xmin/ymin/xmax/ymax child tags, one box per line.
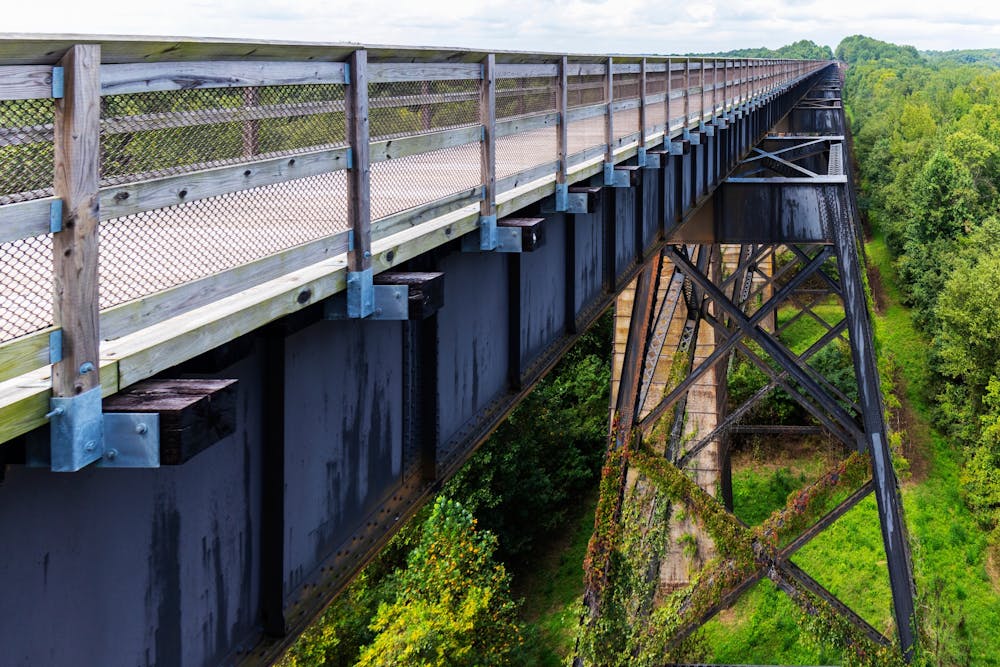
<box><xmin>496</xmin><ymin>76</ymin><xmax>557</xmax><ymax>184</ymax></box>
<box><xmin>368</xmin><ymin>79</ymin><xmax>480</xmax><ymax>220</ymax></box>
<box><xmin>0</xmin><ymin>97</ymin><xmax>56</xmax><ymax>342</ymax></box>
<box><xmin>98</xmin><ymin>83</ymin><xmax>349</xmax><ymax>311</ymax></box>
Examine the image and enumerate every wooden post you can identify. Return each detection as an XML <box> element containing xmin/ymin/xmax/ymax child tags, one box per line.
<box><xmin>346</xmin><ymin>49</ymin><xmax>373</xmax><ymax>317</ymax></box>
<box><xmin>638</xmin><ymin>57</ymin><xmax>647</xmax><ymax>155</ymax></box>
<box><xmin>479</xmin><ymin>53</ymin><xmax>497</xmax><ymax>248</ymax></box>
<box><xmin>555</xmin><ymin>56</ymin><xmax>569</xmax><ymax>210</ymax></box>
<box><xmin>700</xmin><ymin>57</ymin><xmax>706</xmax><ymax>123</ymax></box>
<box><xmin>684</xmin><ymin>58</ymin><xmax>690</xmax><ymax>127</ymax></box>
<box><xmin>52</xmin><ymin>44</ymin><xmax>101</xmax><ymax>400</ymax></box>
<box><xmin>665</xmin><ymin>57</ymin><xmax>672</xmax><ymax>135</ymax></box>
<box><xmin>604</xmin><ymin>57</ymin><xmax>614</xmax><ymax>182</ymax></box>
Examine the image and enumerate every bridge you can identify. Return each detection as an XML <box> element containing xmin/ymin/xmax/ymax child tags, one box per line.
<box><xmin>0</xmin><ymin>36</ymin><xmax>913</xmax><ymax>665</ymax></box>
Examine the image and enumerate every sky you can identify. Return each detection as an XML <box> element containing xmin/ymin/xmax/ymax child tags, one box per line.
<box><xmin>3</xmin><ymin>0</ymin><xmax>1000</xmax><ymax>55</ymax></box>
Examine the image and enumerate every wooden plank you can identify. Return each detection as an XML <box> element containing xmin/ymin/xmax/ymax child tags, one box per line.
<box><xmin>496</xmin><ymin>159</ymin><xmax>559</xmax><ymax>194</ymax></box>
<box><xmin>612</xmin><ymin>63</ymin><xmax>641</xmax><ymax>74</ymax></box>
<box><xmin>346</xmin><ymin>49</ymin><xmax>371</xmax><ymax>274</ymax></box>
<box><xmin>0</xmin><ymin>65</ymin><xmax>55</xmax><ymax>100</ymax></box>
<box><xmin>52</xmin><ymin>44</ymin><xmax>101</xmax><ymax>398</ymax></box>
<box><xmin>565</xmin><ymin>63</ymin><xmax>605</xmax><ymax>77</ymax></box>
<box><xmin>372</xmin><ymin>187</ymin><xmax>480</xmax><ymax>241</ymax></box>
<box><xmin>100</xmin><ymin>230</ymin><xmax>351</xmax><ymax>341</ymax></box>
<box><xmin>495</xmin><ymin>110</ymin><xmax>559</xmax><ymax>139</ymax></box>
<box><xmin>368</xmin><ymin>62</ymin><xmax>481</xmax><ymax>82</ymax></box>
<box><xmin>100</xmin><ymin>61</ymin><xmax>348</xmax><ymax>95</ymax></box>
<box><xmin>0</xmin><ymin>197</ymin><xmax>53</xmax><ymax>243</ymax></box>
<box><xmin>102</xmin><ymin>378</ymin><xmax>238</xmax><ymax>464</ymax></box>
<box><xmin>98</xmin><ymin>146</ymin><xmax>349</xmax><ymax>220</ymax></box>
<box><xmin>610</xmin><ymin>98</ymin><xmax>641</xmax><ymax>113</ymax></box>
<box><xmin>480</xmin><ymin>54</ymin><xmax>496</xmax><ymax>220</ymax></box>
<box><xmin>0</xmin><ymin>329</ymin><xmax>53</xmax><ymax>384</ymax></box>
<box><xmin>496</xmin><ymin>63</ymin><xmax>557</xmax><ymax>78</ymax></box>
<box><xmin>371</xmin><ymin>125</ymin><xmax>481</xmax><ymax>163</ymax></box>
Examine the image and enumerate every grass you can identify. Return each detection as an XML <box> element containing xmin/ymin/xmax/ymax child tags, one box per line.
<box><xmin>699</xmin><ymin>234</ymin><xmax>1000</xmax><ymax>664</ymax></box>
<box><xmin>515</xmin><ymin>489</ymin><xmax>597</xmax><ymax>666</ymax></box>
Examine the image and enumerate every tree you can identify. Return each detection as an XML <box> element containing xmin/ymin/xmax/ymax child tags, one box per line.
<box><xmin>356</xmin><ymin>497</ymin><xmax>522</xmax><ymax>666</ymax></box>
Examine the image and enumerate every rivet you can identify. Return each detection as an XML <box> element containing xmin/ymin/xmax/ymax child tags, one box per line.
<box><xmin>135</xmin><ymin>423</ymin><xmax>148</xmax><ymax>435</ymax></box>
<box><xmin>105</xmin><ymin>449</ymin><xmax>118</xmax><ymax>461</ymax></box>
<box><xmin>79</xmin><ymin>362</ymin><xmax>94</xmax><ymax>375</ymax></box>
<box><xmin>84</xmin><ymin>440</ymin><xmax>96</xmax><ymax>453</ymax></box>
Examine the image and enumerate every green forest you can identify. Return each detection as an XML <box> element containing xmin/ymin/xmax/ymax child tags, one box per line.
<box><xmin>281</xmin><ymin>35</ymin><xmax>1000</xmax><ymax>666</ymax></box>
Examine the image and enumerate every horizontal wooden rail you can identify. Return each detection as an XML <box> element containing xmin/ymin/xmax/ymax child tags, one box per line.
<box><xmin>100</xmin><ymin>61</ymin><xmax>349</xmax><ymax>95</ymax></box>
<box><xmin>0</xmin><ymin>64</ymin><xmax>56</xmax><ymax>100</ymax></box>
<box><xmin>0</xmin><ymin>197</ymin><xmax>54</xmax><ymax>243</ymax></box>
<box><xmin>0</xmin><ymin>328</ymin><xmax>55</xmax><ymax>384</ymax></box>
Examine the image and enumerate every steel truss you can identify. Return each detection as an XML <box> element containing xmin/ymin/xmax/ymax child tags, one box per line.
<box><xmin>580</xmin><ymin>73</ymin><xmax>916</xmax><ymax>665</ymax></box>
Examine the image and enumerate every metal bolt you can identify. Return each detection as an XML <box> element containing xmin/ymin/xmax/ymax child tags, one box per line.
<box><xmin>45</xmin><ymin>406</ymin><xmax>65</xmax><ymax>419</ymax></box>
<box><xmin>105</xmin><ymin>449</ymin><xmax>117</xmax><ymax>461</ymax></box>
<box><xmin>84</xmin><ymin>440</ymin><xmax>96</xmax><ymax>453</ymax></box>
<box><xmin>79</xmin><ymin>362</ymin><xmax>95</xmax><ymax>375</ymax></box>
<box><xmin>135</xmin><ymin>423</ymin><xmax>148</xmax><ymax>435</ymax></box>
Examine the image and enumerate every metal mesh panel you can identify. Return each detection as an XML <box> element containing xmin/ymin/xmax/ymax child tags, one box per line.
<box><xmin>614</xmin><ymin>108</ymin><xmax>639</xmax><ymax>142</ymax></box>
<box><xmin>613</xmin><ymin>72</ymin><xmax>640</xmax><ymax>102</ymax></box>
<box><xmin>567</xmin><ymin>74</ymin><xmax>606</xmax><ymax>108</ymax></box>
<box><xmin>496</xmin><ymin>76</ymin><xmax>557</xmax><ymax>182</ymax></box>
<box><xmin>497</xmin><ymin>127</ymin><xmax>556</xmax><ymax>182</ymax></box>
<box><xmin>496</xmin><ymin>77</ymin><xmax>556</xmax><ymax>120</ymax></box>
<box><xmin>368</xmin><ymin>79</ymin><xmax>480</xmax><ymax>220</ymax></box>
<box><xmin>99</xmin><ymin>171</ymin><xmax>348</xmax><ymax>310</ymax></box>
<box><xmin>567</xmin><ymin>116</ymin><xmax>605</xmax><ymax>161</ymax></box>
<box><xmin>645</xmin><ymin>69</ymin><xmax>668</xmax><ymax>134</ymax></box>
<box><xmin>98</xmin><ymin>83</ymin><xmax>350</xmax><ymax>311</ymax></box>
<box><xmin>0</xmin><ymin>98</ymin><xmax>54</xmax><ymax>204</ymax></box>
<box><xmin>0</xmin><ymin>233</ymin><xmax>52</xmax><ymax>341</ymax></box>
<box><xmin>101</xmin><ymin>84</ymin><xmax>347</xmax><ymax>186</ymax></box>
<box><xmin>369</xmin><ymin>79</ymin><xmax>478</xmax><ymax>140</ymax></box>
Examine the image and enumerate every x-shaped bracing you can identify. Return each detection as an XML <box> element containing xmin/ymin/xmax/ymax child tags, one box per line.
<box><xmin>629</xmin><ymin>447</ymin><xmax>889</xmax><ymax>653</ymax></box>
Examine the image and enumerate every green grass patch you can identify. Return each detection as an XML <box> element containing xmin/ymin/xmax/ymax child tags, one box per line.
<box><xmin>515</xmin><ymin>489</ymin><xmax>596</xmax><ymax>666</ymax></box>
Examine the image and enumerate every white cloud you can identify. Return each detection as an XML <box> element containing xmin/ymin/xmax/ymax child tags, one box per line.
<box><xmin>2</xmin><ymin>0</ymin><xmax>999</xmax><ymax>54</ymax></box>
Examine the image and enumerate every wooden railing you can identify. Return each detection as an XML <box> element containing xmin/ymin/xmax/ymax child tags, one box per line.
<box><xmin>0</xmin><ymin>36</ymin><xmax>828</xmax><ymax>444</ymax></box>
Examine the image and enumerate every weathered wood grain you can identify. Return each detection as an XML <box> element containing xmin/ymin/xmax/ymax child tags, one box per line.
<box><xmin>0</xmin><ymin>65</ymin><xmax>55</xmax><ymax>100</ymax></box>
<box><xmin>52</xmin><ymin>44</ymin><xmax>101</xmax><ymax>397</ymax></box>
<box><xmin>0</xmin><ymin>197</ymin><xmax>53</xmax><ymax>243</ymax></box>
<box><xmin>346</xmin><ymin>49</ymin><xmax>371</xmax><ymax>274</ymax></box>
<box><xmin>369</xmin><ymin>62</ymin><xmax>481</xmax><ymax>82</ymax></box>
<box><xmin>0</xmin><ymin>329</ymin><xmax>53</xmax><ymax>383</ymax></box>
<box><xmin>100</xmin><ymin>61</ymin><xmax>348</xmax><ymax>95</ymax></box>
<box><xmin>496</xmin><ymin>64</ymin><xmax>558</xmax><ymax>79</ymax></box>
<box><xmin>480</xmin><ymin>54</ymin><xmax>496</xmax><ymax>220</ymax></box>
<box><xmin>102</xmin><ymin>378</ymin><xmax>238</xmax><ymax>464</ymax></box>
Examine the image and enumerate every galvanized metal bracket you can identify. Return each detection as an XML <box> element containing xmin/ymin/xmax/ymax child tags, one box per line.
<box><xmin>554</xmin><ymin>183</ymin><xmax>569</xmax><ymax>212</ymax></box>
<box><xmin>49</xmin><ymin>199</ymin><xmax>63</xmax><ymax>233</ymax></box>
<box><xmin>50</xmin><ymin>66</ymin><xmax>64</xmax><ymax>99</ymax></box>
<box><xmin>460</xmin><ymin>225</ymin><xmax>522</xmax><ymax>253</ymax></box>
<box><xmin>347</xmin><ymin>268</ymin><xmax>375</xmax><ymax>318</ymax></box>
<box><xmin>603</xmin><ymin>162</ymin><xmax>630</xmax><ymax>188</ymax></box>
<box><xmin>644</xmin><ymin>152</ymin><xmax>662</xmax><ymax>169</ymax></box>
<box><xmin>326</xmin><ymin>284</ymin><xmax>410</xmax><ymax>320</ymax></box>
<box><xmin>45</xmin><ymin>386</ymin><xmax>104</xmax><ymax>472</ymax></box>
<box><xmin>48</xmin><ymin>329</ymin><xmax>63</xmax><ymax>364</ymax></box>
<box><xmin>478</xmin><ymin>214</ymin><xmax>498</xmax><ymax>250</ymax></box>
<box><xmin>688</xmin><ymin>131</ymin><xmax>701</xmax><ymax>146</ymax></box>
<box><xmin>96</xmin><ymin>413</ymin><xmax>160</xmax><ymax>468</ymax></box>
<box><xmin>669</xmin><ymin>141</ymin><xmax>685</xmax><ymax>156</ymax></box>
<box><xmin>637</xmin><ymin>147</ymin><xmax>647</xmax><ymax>168</ymax></box>
<box><xmin>704</xmin><ymin>124</ymin><xmax>715</xmax><ymax>137</ymax></box>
